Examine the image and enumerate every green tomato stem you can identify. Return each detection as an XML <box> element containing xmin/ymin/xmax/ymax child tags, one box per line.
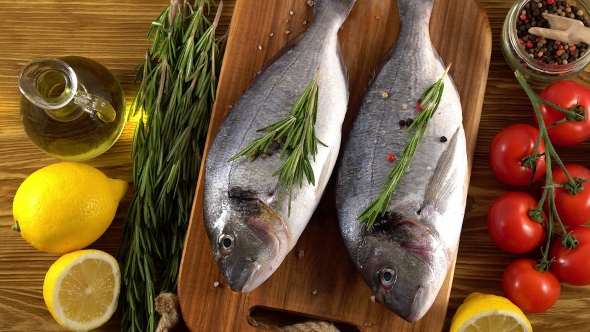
<box><xmin>514</xmin><ymin>70</ymin><xmax>580</xmax><ymax>266</ymax></box>
<box><xmin>11</xmin><ymin>221</ymin><xmax>20</xmax><ymax>232</ymax></box>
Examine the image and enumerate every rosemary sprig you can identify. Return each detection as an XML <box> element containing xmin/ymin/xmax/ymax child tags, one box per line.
<box><xmin>116</xmin><ymin>1</ymin><xmax>225</xmax><ymax>331</ymax></box>
<box><xmin>358</xmin><ymin>66</ymin><xmax>450</xmax><ymax>229</ymax></box>
<box><xmin>228</xmin><ymin>68</ymin><xmax>325</xmax><ymax>214</ymax></box>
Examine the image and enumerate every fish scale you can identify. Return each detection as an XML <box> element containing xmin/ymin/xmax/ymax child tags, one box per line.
<box><xmin>335</xmin><ymin>0</ymin><xmax>469</xmax><ymax>323</ymax></box>
<box><xmin>203</xmin><ymin>0</ymin><xmax>355</xmax><ymax>293</ymax></box>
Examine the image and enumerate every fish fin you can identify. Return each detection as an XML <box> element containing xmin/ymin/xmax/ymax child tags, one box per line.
<box><xmin>420</xmin><ymin>128</ymin><xmax>460</xmax><ymax>214</ymax></box>
<box><xmin>313</xmin><ymin>0</ymin><xmax>356</xmax><ymax>25</ymax></box>
<box><xmin>315</xmin><ymin>144</ymin><xmax>337</xmax><ymax>201</ymax></box>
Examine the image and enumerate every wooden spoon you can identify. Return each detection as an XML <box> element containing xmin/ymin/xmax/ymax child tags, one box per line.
<box><xmin>529</xmin><ymin>12</ymin><xmax>590</xmax><ymax>44</ymax></box>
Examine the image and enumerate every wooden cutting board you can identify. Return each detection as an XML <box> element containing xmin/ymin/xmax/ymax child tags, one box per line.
<box><xmin>178</xmin><ymin>0</ymin><xmax>491</xmax><ymax>331</ymax></box>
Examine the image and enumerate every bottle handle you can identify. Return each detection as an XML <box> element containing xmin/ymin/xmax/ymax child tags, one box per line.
<box><xmin>73</xmin><ymin>91</ymin><xmax>117</xmax><ymax>123</ymax></box>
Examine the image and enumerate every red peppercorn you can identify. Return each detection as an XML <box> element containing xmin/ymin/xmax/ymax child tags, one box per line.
<box><xmin>416</xmin><ymin>103</ymin><xmax>423</xmax><ymax>111</ymax></box>
<box><xmin>555</xmin><ymin>40</ymin><xmax>561</xmax><ymax>45</ymax></box>
<box><xmin>570</xmin><ymin>45</ymin><xmax>577</xmax><ymax>52</ymax></box>
<box><xmin>536</xmin><ymin>37</ymin><xmax>541</xmax><ymax>42</ymax></box>
<box><xmin>526</xmin><ymin>41</ymin><xmax>534</xmax><ymax>49</ymax></box>
<box><xmin>520</xmin><ymin>14</ymin><xmax>527</xmax><ymax>21</ymax></box>
<box><xmin>556</xmin><ymin>49</ymin><xmax>563</xmax><ymax>56</ymax></box>
<box><xmin>518</xmin><ymin>38</ymin><xmax>525</xmax><ymax>45</ymax></box>
<box><xmin>547</xmin><ymin>0</ymin><xmax>555</xmax><ymax>4</ymax></box>
<box><xmin>387</xmin><ymin>154</ymin><xmax>395</xmax><ymax>162</ymax></box>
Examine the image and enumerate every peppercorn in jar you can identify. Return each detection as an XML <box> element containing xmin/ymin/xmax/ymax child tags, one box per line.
<box><xmin>502</xmin><ymin>0</ymin><xmax>590</xmax><ymax>84</ymax></box>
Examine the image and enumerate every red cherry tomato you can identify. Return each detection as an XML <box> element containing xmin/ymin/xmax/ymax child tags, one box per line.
<box><xmin>487</xmin><ymin>192</ymin><xmax>546</xmax><ymax>254</ymax></box>
<box><xmin>550</xmin><ymin>226</ymin><xmax>590</xmax><ymax>286</ymax></box>
<box><xmin>535</xmin><ymin>80</ymin><xmax>590</xmax><ymax>146</ymax></box>
<box><xmin>550</xmin><ymin>164</ymin><xmax>590</xmax><ymax>227</ymax></box>
<box><xmin>502</xmin><ymin>258</ymin><xmax>561</xmax><ymax>314</ymax></box>
<box><xmin>490</xmin><ymin>124</ymin><xmax>546</xmax><ymax>186</ymax></box>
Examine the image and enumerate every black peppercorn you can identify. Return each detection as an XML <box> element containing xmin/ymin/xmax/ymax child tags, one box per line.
<box><xmin>516</xmin><ymin>0</ymin><xmax>589</xmax><ymax>65</ymax></box>
<box><xmin>440</xmin><ymin>136</ymin><xmax>448</xmax><ymax>143</ymax></box>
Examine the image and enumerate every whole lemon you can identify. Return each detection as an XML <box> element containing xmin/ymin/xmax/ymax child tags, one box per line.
<box><xmin>12</xmin><ymin>162</ymin><xmax>128</xmax><ymax>254</ymax></box>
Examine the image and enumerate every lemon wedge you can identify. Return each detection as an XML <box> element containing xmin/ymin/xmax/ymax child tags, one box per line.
<box><xmin>450</xmin><ymin>292</ymin><xmax>533</xmax><ymax>332</ymax></box>
<box><xmin>43</xmin><ymin>249</ymin><xmax>121</xmax><ymax>331</ymax></box>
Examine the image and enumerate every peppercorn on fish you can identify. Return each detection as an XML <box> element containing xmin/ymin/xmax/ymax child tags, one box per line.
<box><xmin>335</xmin><ymin>0</ymin><xmax>468</xmax><ymax>322</ymax></box>
<box><xmin>203</xmin><ymin>0</ymin><xmax>355</xmax><ymax>293</ymax></box>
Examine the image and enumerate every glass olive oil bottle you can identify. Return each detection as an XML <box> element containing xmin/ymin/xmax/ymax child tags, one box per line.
<box><xmin>19</xmin><ymin>56</ymin><xmax>127</xmax><ymax>161</ymax></box>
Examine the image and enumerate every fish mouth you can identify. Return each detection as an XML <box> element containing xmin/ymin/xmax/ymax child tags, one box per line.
<box><xmin>228</xmin><ymin>261</ymin><xmax>262</xmax><ymax>292</ymax></box>
<box><xmin>223</xmin><ymin>201</ymin><xmax>289</xmax><ymax>293</ymax></box>
<box><xmin>376</xmin><ymin>285</ymin><xmax>428</xmax><ymax>322</ymax></box>
<box><xmin>405</xmin><ymin>286</ymin><xmax>427</xmax><ymax>322</ymax></box>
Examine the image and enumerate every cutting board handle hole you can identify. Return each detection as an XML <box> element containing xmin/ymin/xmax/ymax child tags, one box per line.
<box><xmin>248</xmin><ymin>306</ymin><xmax>361</xmax><ymax>331</ymax></box>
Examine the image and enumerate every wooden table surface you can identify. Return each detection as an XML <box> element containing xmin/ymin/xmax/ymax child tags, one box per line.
<box><xmin>1</xmin><ymin>1</ymin><xmax>590</xmax><ymax>332</ymax></box>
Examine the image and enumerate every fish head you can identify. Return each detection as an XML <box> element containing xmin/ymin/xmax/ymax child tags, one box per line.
<box><xmin>207</xmin><ymin>186</ymin><xmax>290</xmax><ymax>293</ymax></box>
<box><xmin>357</xmin><ymin>213</ymin><xmax>448</xmax><ymax>322</ymax></box>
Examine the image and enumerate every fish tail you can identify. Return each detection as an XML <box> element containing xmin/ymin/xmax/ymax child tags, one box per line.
<box><xmin>397</xmin><ymin>0</ymin><xmax>435</xmax><ymax>24</ymax></box>
<box><xmin>313</xmin><ymin>0</ymin><xmax>356</xmax><ymax>26</ymax></box>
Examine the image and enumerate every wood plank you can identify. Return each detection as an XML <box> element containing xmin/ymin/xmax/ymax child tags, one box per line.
<box><xmin>177</xmin><ymin>0</ymin><xmax>491</xmax><ymax>331</ymax></box>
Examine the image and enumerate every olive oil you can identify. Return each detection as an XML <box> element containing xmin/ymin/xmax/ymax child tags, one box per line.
<box><xmin>20</xmin><ymin>56</ymin><xmax>127</xmax><ymax>161</ymax></box>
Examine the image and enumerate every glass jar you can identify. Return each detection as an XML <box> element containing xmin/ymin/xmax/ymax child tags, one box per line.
<box><xmin>19</xmin><ymin>57</ymin><xmax>127</xmax><ymax>161</ymax></box>
<box><xmin>501</xmin><ymin>0</ymin><xmax>590</xmax><ymax>84</ymax></box>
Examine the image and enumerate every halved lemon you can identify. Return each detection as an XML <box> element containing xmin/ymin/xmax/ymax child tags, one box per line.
<box><xmin>43</xmin><ymin>249</ymin><xmax>120</xmax><ymax>331</ymax></box>
<box><xmin>450</xmin><ymin>292</ymin><xmax>533</xmax><ymax>332</ymax></box>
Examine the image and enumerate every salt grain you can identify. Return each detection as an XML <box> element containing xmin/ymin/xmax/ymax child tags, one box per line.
<box><xmin>370</xmin><ymin>295</ymin><xmax>376</xmax><ymax>302</ymax></box>
<box><xmin>290</xmin><ymin>11</ymin><xmax>294</xmax><ymax>15</ymax></box>
<box><xmin>298</xmin><ymin>250</ymin><xmax>305</xmax><ymax>259</ymax></box>
<box><xmin>381</xmin><ymin>92</ymin><xmax>389</xmax><ymax>99</ymax></box>
<box><xmin>401</xmin><ymin>103</ymin><xmax>408</xmax><ymax>110</ymax></box>
<box><xmin>312</xmin><ymin>290</ymin><xmax>318</xmax><ymax>295</ymax></box>
<box><xmin>284</xmin><ymin>19</ymin><xmax>289</xmax><ymax>23</ymax></box>
<box><xmin>303</xmin><ymin>20</ymin><xmax>308</xmax><ymax>25</ymax></box>
<box><xmin>214</xmin><ymin>281</ymin><xmax>220</xmax><ymax>287</ymax></box>
<box><xmin>285</xmin><ymin>30</ymin><xmax>291</xmax><ymax>35</ymax></box>
<box><xmin>258</xmin><ymin>45</ymin><xmax>262</xmax><ymax>50</ymax></box>
<box><xmin>270</xmin><ymin>32</ymin><xmax>274</xmax><ymax>37</ymax></box>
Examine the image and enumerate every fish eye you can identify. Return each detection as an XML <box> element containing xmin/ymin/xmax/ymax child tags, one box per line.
<box><xmin>379</xmin><ymin>267</ymin><xmax>397</xmax><ymax>286</ymax></box>
<box><xmin>218</xmin><ymin>234</ymin><xmax>235</xmax><ymax>254</ymax></box>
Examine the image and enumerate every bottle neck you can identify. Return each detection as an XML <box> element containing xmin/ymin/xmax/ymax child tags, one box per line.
<box><xmin>19</xmin><ymin>58</ymin><xmax>83</xmax><ymax>121</ymax></box>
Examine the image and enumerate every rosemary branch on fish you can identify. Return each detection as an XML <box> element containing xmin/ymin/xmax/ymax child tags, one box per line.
<box><xmin>358</xmin><ymin>66</ymin><xmax>450</xmax><ymax>229</ymax></box>
<box><xmin>228</xmin><ymin>68</ymin><xmax>325</xmax><ymax>215</ymax></box>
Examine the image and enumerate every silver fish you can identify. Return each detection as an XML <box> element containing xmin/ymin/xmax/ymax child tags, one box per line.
<box><xmin>335</xmin><ymin>0</ymin><xmax>469</xmax><ymax>323</ymax></box>
<box><xmin>203</xmin><ymin>0</ymin><xmax>355</xmax><ymax>293</ymax></box>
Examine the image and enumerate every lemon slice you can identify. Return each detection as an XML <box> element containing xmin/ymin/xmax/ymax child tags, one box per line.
<box><xmin>43</xmin><ymin>249</ymin><xmax>121</xmax><ymax>331</ymax></box>
<box><xmin>450</xmin><ymin>292</ymin><xmax>533</xmax><ymax>332</ymax></box>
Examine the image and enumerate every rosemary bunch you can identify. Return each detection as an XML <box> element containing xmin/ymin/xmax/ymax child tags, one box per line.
<box><xmin>229</xmin><ymin>68</ymin><xmax>324</xmax><ymax>215</ymax></box>
<box><xmin>116</xmin><ymin>1</ymin><xmax>225</xmax><ymax>331</ymax></box>
<box><xmin>358</xmin><ymin>66</ymin><xmax>450</xmax><ymax>229</ymax></box>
